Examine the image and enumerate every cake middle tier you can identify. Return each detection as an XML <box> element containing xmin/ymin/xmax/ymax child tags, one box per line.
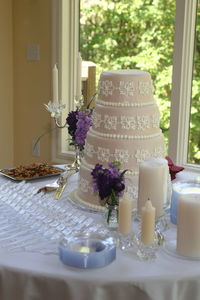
<box><xmin>84</xmin><ymin>129</ymin><xmax>166</xmax><ymax>172</ymax></box>
<box><xmin>92</xmin><ymin>102</ymin><xmax>161</xmax><ymax>136</ymax></box>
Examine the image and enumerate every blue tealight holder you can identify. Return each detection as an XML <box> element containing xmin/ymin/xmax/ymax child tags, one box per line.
<box><xmin>59</xmin><ymin>233</ymin><xmax>116</xmax><ymax>268</ymax></box>
<box><xmin>170</xmin><ymin>180</ymin><xmax>200</xmax><ymax>224</ymax></box>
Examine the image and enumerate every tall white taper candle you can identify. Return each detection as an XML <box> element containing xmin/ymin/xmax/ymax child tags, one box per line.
<box><xmin>76</xmin><ymin>52</ymin><xmax>82</xmax><ymax>100</ymax></box>
<box><xmin>52</xmin><ymin>64</ymin><xmax>58</xmax><ymax>102</ymax></box>
<box><xmin>118</xmin><ymin>194</ymin><xmax>133</xmax><ymax>235</ymax></box>
<box><xmin>141</xmin><ymin>199</ymin><xmax>156</xmax><ymax>245</ymax></box>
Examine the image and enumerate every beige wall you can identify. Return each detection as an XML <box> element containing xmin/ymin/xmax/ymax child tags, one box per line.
<box><xmin>0</xmin><ymin>0</ymin><xmax>51</xmax><ymax>168</ymax></box>
<box><xmin>0</xmin><ymin>0</ymin><xmax>14</xmax><ymax>168</ymax></box>
<box><xmin>0</xmin><ymin>0</ymin><xmax>53</xmax><ymax>168</ymax></box>
<box><xmin>13</xmin><ymin>0</ymin><xmax>52</xmax><ymax>165</ymax></box>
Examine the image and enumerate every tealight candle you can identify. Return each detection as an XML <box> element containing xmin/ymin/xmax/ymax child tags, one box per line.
<box><xmin>59</xmin><ymin>234</ymin><xmax>116</xmax><ymax>268</ymax></box>
<box><xmin>177</xmin><ymin>194</ymin><xmax>200</xmax><ymax>257</ymax></box>
<box><xmin>78</xmin><ymin>246</ymin><xmax>91</xmax><ymax>253</ymax></box>
<box><xmin>138</xmin><ymin>157</ymin><xmax>168</xmax><ymax>219</ymax></box>
<box><xmin>118</xmin><ymin>194</ymin><xmax>133</xmax><ymax>235</ymax></box>
<box><xmin>141</xmin><ymin>200</ymin><xmax>156</xmax><ymax>245</ymax></box>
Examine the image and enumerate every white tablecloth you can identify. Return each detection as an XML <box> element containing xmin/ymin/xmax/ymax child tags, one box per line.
<box><xmin>0</xmin><ymin>169</ymin><xmax>199</xmax><ymax>300</ymax></box>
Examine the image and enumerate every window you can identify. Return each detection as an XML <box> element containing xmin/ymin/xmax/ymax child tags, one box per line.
<box><xmin>188</xmin><ymin>0</ymin><xmax>200</xmax><ymax>165</ymax></box>
<box><xmin>80</xmin><ymin>0</ymin><xmax>176</xmax><ymax>150</ymax></box>
<box><xmin>53</xmin><ymin>0</ymin><xmax>200</xmax><ymax>171</ymax></box>
<box><xmin>168</xmin><ymin>0</ymin><xmax>200</xmax><ymax>171</ymax></box>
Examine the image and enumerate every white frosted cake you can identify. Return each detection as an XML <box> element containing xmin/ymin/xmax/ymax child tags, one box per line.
<box><xmin>75</xmin><ymin>69</ymin><xmax>166</xmax><ymax>211</ymax></box>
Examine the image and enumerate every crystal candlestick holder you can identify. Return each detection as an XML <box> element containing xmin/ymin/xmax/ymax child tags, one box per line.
<box><xmin>116</xmin><ymin>232</ymin><xmax>135</xmax><ymax>251</ymax></box>
<box><xmin>156</xmin><ymin>213</ymin><xmax>170</xmax><ymax>233</ymax></box>
<box><xmin>134</xmin><ymin>232</ymin><xmax>159</xmax><ymax>260</ymax></box>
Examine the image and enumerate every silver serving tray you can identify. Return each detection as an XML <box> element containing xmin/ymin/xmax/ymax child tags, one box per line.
<box><xmin>0</xmin><ymin>165</ymin><xmax>65</xmax><ymax>181</ymax></box>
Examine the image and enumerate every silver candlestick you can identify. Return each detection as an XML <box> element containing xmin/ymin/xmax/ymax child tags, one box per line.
<box><xmin>44</xmin><ymin>98</ymin><xmax>83</xmax><ymax>171</ymax></box>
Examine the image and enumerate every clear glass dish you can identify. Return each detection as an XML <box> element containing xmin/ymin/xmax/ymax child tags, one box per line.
<box><xmin>59</xmin><ymin>232</ymin><xmax>116</xmax><ymax>268</ymax></box>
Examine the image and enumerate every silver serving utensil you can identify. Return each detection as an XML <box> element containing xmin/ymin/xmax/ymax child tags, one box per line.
<box><xmin>54</xmin><ymin>170</ymin><xmax>76</xmax><ymax>200</ymax></box>
<box><xmin>37</xmin><ymin>179</ymin><xmax>59</xmax><ymax>194</ymax></box>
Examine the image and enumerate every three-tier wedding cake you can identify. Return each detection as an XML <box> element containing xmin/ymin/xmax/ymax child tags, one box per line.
<box><xmin>75</xmin><ymin>69</ymin><xmax>166</xmax><ymax>210</ymax></box>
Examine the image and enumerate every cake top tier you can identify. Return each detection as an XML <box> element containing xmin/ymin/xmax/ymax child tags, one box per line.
<box><xmin>102</xmin><ymin>69</ymin><xmax>148</xmax><ymax>76</ymax></box>
<box><xmin>97</xmin><ymin>69</ymin><xmax>155</xmax><ymax>106</ymax></box>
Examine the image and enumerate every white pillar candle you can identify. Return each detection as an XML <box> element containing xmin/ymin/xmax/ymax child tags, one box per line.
<box><xmin>118</xmin><ymin>194</ymin><xmax>133</xmax><ymax>235</ymax></box>
<box><xmin>177</xmin><ymin>194</ymin><xmax>200</xmax><ymax>257</ymax></box>
<box><xmin>138</xmin><ymin>157</ymin><xmax>169</xmax><ymax>219</ymax></box>
<box><xmin>76</xmin><ymin>52</ymin><xmax>82</xmax><ymax>100</ymax></box>
<box><xmin>52</xmin><ymin>64</ymin><xmax>58</xmax><ymax>102</ymax></box>
<box><xmin>141</xmin><ymin>200</ymin><xmax>156</xmax><ymax>245</ymax></box>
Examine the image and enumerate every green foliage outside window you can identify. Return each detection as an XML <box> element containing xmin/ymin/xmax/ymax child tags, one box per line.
<box><xmin>80</xmin><ymin>0</ymin><xmax>200</xmax><ymax>164</ymax></box>
<box><xmin>188</xmin><ymin>4</ymin><xmax>200</xmax><ymax>164</ymax></box>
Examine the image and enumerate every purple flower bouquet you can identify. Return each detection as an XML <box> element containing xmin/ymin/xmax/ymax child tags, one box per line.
<box><xmin>91</xmin><ymin>162</ymin><xmax>127</xmax><ymax>227</ymax></box>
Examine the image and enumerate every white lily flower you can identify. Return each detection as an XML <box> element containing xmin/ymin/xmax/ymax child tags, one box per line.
<box><xmin>44</xmin><ymin>101</ymin><xmax>66</xmax><ymax>118</ymax></box>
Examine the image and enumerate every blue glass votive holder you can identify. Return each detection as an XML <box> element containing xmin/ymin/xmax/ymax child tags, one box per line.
<box><xmin>170</xmin><ymin>180</ymin><xmax>200</xmax><ymax>224</ymax></box>
<box><xmin>59</xmin><ymin>233</ymin><xmax>116</xmax><ymax>269</ymax></box>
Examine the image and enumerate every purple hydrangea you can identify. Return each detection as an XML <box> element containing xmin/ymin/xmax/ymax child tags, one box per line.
<box><xmin>66</xmin><ymin>110</ymin><xmax>79</xmax><ymax>142</ymax></box>
<box><xmin>66</xmin><ymin>109</ymin><xmax>93</xmax><ymax>148</ymax></box>
<box><xmin>75</xmin><ymin>111</ymin><xmax>93</xmax><ymax>147</ymax></box>
<box><xmin>91</xmin><ymin>162</ymin><xmax>126</xmax><ymax>203</ymax></box>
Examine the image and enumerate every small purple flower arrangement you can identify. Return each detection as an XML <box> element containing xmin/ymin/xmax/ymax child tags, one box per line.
<box><xmin>91</xmin><ymin>162</ymin><xmax>127</xmax><ymax>225</ymax></box>
<box><xmin>66</xmin><ymin>108</ymin><xmax>93</xmax><ymax>150</ymax></box>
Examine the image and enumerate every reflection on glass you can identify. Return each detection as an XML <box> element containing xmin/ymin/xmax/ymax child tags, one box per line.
<box><xmin>188</xmin><ymin>1</ymin><xmax>200</xmax><ymax>164</ymax></box>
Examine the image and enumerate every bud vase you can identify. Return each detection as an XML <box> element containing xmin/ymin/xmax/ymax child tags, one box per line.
<box><xmin>104</xmin><ymin>204</ymin><xmax>118</xmax><ymax>230</ymax></box>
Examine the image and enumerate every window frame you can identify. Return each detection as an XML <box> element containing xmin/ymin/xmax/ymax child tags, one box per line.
<box><xmin>168</xmin><ymin>0</ymin><xmax>199</xmax><ymax>171</ymax></box>
<box><xmin>51</xmin><ymin>0</ymin><xmax>80</xmax><ymax>164</ymax></box>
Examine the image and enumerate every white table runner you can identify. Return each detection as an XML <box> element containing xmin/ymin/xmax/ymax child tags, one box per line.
<box><xmin>0</xmin><ymin>173</ymin><xmax>108</xmax><ymax>254</ymax></box>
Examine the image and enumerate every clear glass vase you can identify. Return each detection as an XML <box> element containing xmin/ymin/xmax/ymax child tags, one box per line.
<box><xmin>104</xmin><ymin>204</ymin><xmax>118</xmax><ymax>230</ymax></box>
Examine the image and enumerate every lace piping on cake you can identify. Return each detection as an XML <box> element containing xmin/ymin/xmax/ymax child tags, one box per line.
<box><xmin>79</xmin><ymin>178</ymin><xmax>93</xmax><ymax>194</ymax></box>
<box><xmin>84</xmin><ymin>141</ymin><xmax>166</xmax><ymax>164</ymax></box>
<box><xmin>126</xmin><ymin>185</ymin><xmax>138</xmax><ymax>200</ymax></box>
<box><xmin>98</xmin><ymin>79</ymin><xmax>154</xmax><ymax>97</ymax></box>
<box><xmin>92</xmin><ymin>112</ymin><xmax>160</xmax><ymax>130</ymax></box>
<box><xmin>138</xmin><ymin>81</ymin><xmax>153</xmax><ymax>95</ymax></box>
<box><xmin>119</xmin><ymin>81</ymin><xmax>136</xmax><ymax>96</ymax></box>
<box><xmin>98</xmin><ymin>80</ymin><xmax>114</xmax><ymax>96</ymax></box>
<box><xmin>135</xmin><ymin>146</ymin><xmax>166</xmax><ymax>163</ymax></box>
<box><xmin>90</xmin><ymin>128</ymin><xmax>162</xmax><ymax>139</ymax></box>
<box><xmin>96</xmin><ymin>99</ymin><xmax>155</xmax><ymax>107</ymax></box>
<box><xmin>104</xmin><ymin>115</ymin><xmax>117</xmax><ymax>130</ymax></box>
